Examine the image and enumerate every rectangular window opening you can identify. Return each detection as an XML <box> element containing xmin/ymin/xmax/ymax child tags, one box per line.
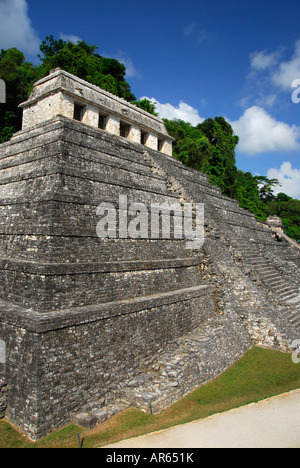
<box><xmin>158</xmin><ymin>139</ymin><xmax>165</xmax><ymax>152</ymax></box>
<box><xmin>141</xmin><ymin>131</ymin><xmax>148</xmax><ymax>146</ymax></box>
<box><xmin>73</xmin><ymin>103</ymin><xmax>86</xmax><ymax>122</ymax></box>
<box><xmin>120</xmin><ymin>122</ymin><xmax>131</xmax><ymax>139</ymax></box>
<box><xmin>98</xmin><ymin>113</ymin><xmax>108</xmax><ymax>130</ymax></box>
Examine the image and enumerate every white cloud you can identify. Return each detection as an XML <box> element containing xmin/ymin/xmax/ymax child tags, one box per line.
<box><xmin>114</xmin><ymin>51</ymin><xmax>139</xmax><ymax>78</ymax></box>
<box><xmin>141</xmin><ymin>97</ymin><xmax>204</xmax><ymax>126</ymax></box>
<box><xmin>240</xmin><ymin>93</ymin><xmax>277</xmax><ymax>110</ymax></box>
<box><xmin>250</xmin><ymin>49</ymin><xmax>281</xmax><ymax>71</ymax></box>
<box><xmin>183</xmin><ymin>23</ymin><xmax>196</xmax><ymax>36</ymax></box>
<box><xmin>267</xmin><ymin>162</ymin><xmax>300</xmax><ymax>199</ymax></box>
<box><xmin>230</xmin><ymin>106</ymin><xmax>300</xmax><ymax>155</ymax></box>
<box><xmin>249</xmin><ymin>40</ymin><xmax>300</xmax><ymax>91</ymax></box>
<box><xmin>183</xmin><ymin>22</ymin><xmax>207</xmax><ymax>44</ymax></box>
<box><xmin>59</xmin><ymin>34</ymin><xmax>82</xmax><ymax>44</ymax></box>
<box><xmin>258</xmin><ymin>93</ymin><xmax>277</xmax><ymax>108</ymax></box>
<box><xmin>273</xmin><ymin>40</ymin><xmax>300</xmax><ymax>90</ymax></box>
<box><xmin>241</xmin><ymin>49</ymin><xmax>282</xmax><ymax>112</ymax></box>
<box><xmin>0</xmin><ymin>0</ymin><xmax>40</xmax><ymax>55</ymax></box>
<box><xmin>243</xmin><ymin>41</ymin><xmax>300</xmax><ymax>110</ymax></box>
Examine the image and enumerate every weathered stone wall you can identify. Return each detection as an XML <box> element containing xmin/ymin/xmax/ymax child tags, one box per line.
<box><xmin>0</xmin><ymin>284</ymin><xmax>215</xmax><ymax>440</ymax></box>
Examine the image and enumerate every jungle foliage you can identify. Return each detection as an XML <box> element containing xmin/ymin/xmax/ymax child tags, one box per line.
<box><xmin>164</xmin><ymin>118</ymin><xmax>300</xmax><ymax>241</ymax></box>
<box><xmin>0</xmin><ymin>36</ymin><xmax>141</xmax><ymax>141</ymax></box>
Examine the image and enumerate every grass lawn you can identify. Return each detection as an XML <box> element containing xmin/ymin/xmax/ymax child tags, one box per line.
<box><xmin>0</xmin><ymin>347</ymin><xmax>299</xmax><ymax>448</ymax></box>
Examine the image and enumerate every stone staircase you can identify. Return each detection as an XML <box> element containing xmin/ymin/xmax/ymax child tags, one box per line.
<box><xmin>145</xmin><ymin>150</ymin><xmax>300</xmax><ymax>341</ymax></box>
<box><xmin>232</xmin><ymin>239</ymin><xmax>300</xmax><ymax>336</ymax></box>
<box><xmin>243</xmin><ymin>244</ymin><xmax>299</xmax><ymax>301</ymax></box>
<box><xmin>281</xmin><ymin>294</ymin><xmax>300</xmax><ymax>338</ymax></box>
<box><xmin>202</xmin><ymin>200</ymin><xmax>300</xmax><ymax>339</ymax></box>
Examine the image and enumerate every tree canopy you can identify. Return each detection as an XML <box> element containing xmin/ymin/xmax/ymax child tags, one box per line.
<box><xmin>0</xmin><ymin>48</ymin><xmax>38</xmax><ymax>142</ymax></box>
<box><xmin>164</xmin><ymin>117</ymin><xmax>299</xmax><ymax>241</ymax></box>
<box><xmin>0</xmin><ymin>36</ymin><xmax>138</xmax><ymax>141</ymax></box>
<box><xmin>164</xmin><ymin>117</ymin><xmax>239</xmax><ymax>198</ymax></box>
<box><xmin>265</xmin><ymin>195</ymin><xmax>300</xmax><ymax>241</ymax></box>
<box><xmin>38</xmin><ymin>36</ymin><xmax>136</xmax><ymax>102</ymax></box>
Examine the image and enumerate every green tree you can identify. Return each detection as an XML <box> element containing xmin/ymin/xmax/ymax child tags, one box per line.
<box><xmin>163</xmin><ymin>116</ymin><xmax>300</xmax><ymax>239</ymax></box>
<box><xmin>0</xmin><ymin>48</ymin><xmax>38</xmax><ymax>142</ymax></box>
<box><xmin>253</xmin><ymin>176</ymin><xmax>281</xmax><ymax>201</ymax></box>
<box><xmin>132</xmin><ymin>99</ymin><xmax>158</xmax><ymax>116</ymax></box>
<box><xmin>164</xmin><ymin>117</ymin><xmax>239</xmax><ymax>198</ymax></box>
<box><xmin>164</xmin><ymin>119</ymin><xmax>216</xmax><ymax>173</ymax></box>
<box><xmin>37</xmin><ymin>36</ymin><xmax>136</xmax><ymax>102</ymax></box>
<box><xmin>198</xmin><ymin>117</ymin><xmax>239</xmax><ymax>198</ymax></box>
<box><xmin>265</xmin><ymin>195</ymin><xmax>300</xmax><ymax>241</ymax></box>
<box><xmin>0</xmin><ymin>36</ymin><xmax>137</xmax><ymax>142</ymax></box>
<box><xmin>234</xmin><ymin>171</ymin><xmax>268</xmax><ymax>221</ymax></box>
<box><xmin>275</xmin><ymin>192</ymin><xmax>292</xmax><ymax>203</ymax></box>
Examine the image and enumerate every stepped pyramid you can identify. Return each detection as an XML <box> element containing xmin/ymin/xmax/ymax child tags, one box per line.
<box><xmin>0</xmin><ymin>69</ymin><xmax>299</xmax><ymax>440</ymax></box>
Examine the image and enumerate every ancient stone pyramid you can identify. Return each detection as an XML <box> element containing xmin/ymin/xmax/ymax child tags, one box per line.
<box><xmin>0</xmin><ymin>69</ymin><xmax>299</xmax><ymax>439</ymax></box>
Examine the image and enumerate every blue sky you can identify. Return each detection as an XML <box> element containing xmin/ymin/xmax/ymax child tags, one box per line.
<box><xmin>1</xmin><ymin>0</ymin><xmax>300</xmax><ymax>198</ymax></box>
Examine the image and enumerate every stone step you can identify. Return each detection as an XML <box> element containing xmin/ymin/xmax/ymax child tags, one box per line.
<box><xmin>286</xmin><ymin>293</ymin><xmax>300</xmax><ymax>304</ymax></box>
<box><xmin>246</xmin><ymin>259</ymin><xmax>270</xmax><ymax>266</ymax></box>
<box><xmin>276</xmin><ymin>287</ymin><xmax>298</xmax><ymax>297</ymax></box>
<box><xmin>242</xmin><ymin>251</ymin><xmax>263</xmax><ymax>256</ymax></box>
<box><xmin>289</xmin><ymin>304</ymin><xmax>300</xmax><ymax>313</ymax></box>
<box><xmin>274</xmin><ymin>283</ymin><xmax>296</xmax><ymax>292</ymax></box>
<box><xmin>267</xmin><ymin>278</ymin><xmax>289</xmax><ymax>287</ymax></box>
<box><xmin>256</xmin><ymin>267</ymin><xmax>277</xmax><ymax>273</ymax></box>
<box><xmin>280</xmin><ymin>291</ymin><xmax>300</xmax><ymax>302</ymax></box>
<box><xmin>290</xmin><ymin>317</ymin><xmax>300</xmax><ymax>329</ymax></box>
<box><xmin>243</xmin><ymin>251</ymin><xmax>266</xmax><ymax>256</ymax></box>
<box><xmin>290</xmin><ymin>311</ymin><xmax>300</xmax><ymax>321</ymax></box>
<box><xmin>256</xmin><ymin>269</ymin><xmax>280</xmax><ymax>277</ymax></box>
<box><xmin>261</xmin><ymin>273</ymin><xmax>283</xmax><ymax>282</ymax></box>
<box><xmin>256</xmin><ymin>265</ymin><xmax>281</xmax><ymax>278</ymax></box>
<box><xmin>253</xmin><ymin>266</ymin><xmax>276</xmax><ymax>273</ymax></box>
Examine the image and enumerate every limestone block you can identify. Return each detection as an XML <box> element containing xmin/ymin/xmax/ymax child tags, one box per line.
<box><xmin>144</xmin><ymin>132</ymin><xmax>158</xmax><ymax>151</ymax></box>
<box><xmin>91</xmin><ymin>408</ymin><xmax>108</xmax><ymax>424</ymax></box>
<box><xmin>163</xmin><ymin>140</ymin><xmax>173</xmax><ymax>156</ymax></box>
<box><xmin>81</xmin><ymin>103</ymin><xmax>99</xmax><ymax>128</ymax></box>
<box><xmin>128</xmin><ymin>124</ymin><xmax>141</xmax><ymax>143</ymax></box>
<box><xmin>106</xmin><ymin>115</ymin><xmax>120</xmax><ymax>135</ymax></box>
<box><xmin>73</xmin><ymin>412</ymin><xmax>97</xmax><ymax>429</ymax></box>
